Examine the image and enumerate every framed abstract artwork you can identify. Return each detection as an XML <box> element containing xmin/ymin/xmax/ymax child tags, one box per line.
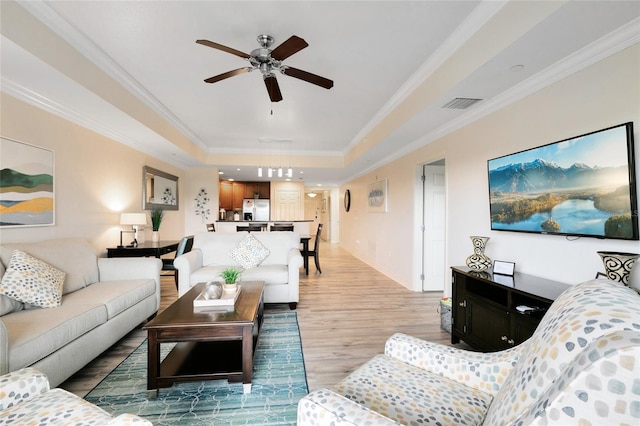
<box><xmin>367</xmin><ymin>179</ymin><xmax>388</xmax><ymax>213</ymax></box>
<box><xmin>0</xmin><ymin>137</ymin><xmax>55</xmax><ymax>227</ymax></box>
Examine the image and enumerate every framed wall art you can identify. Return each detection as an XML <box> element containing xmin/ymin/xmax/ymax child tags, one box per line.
<box><xmin>367</xmin><ymin>178</ymin><xmax>388</xmax><ymax>213</ymax></box>
<box><xmin>0</xmin><ymin>137</ymin><xmax>55</xmax><ymax>227</ymax></box>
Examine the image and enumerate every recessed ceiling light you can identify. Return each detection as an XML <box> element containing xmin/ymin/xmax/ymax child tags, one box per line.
<box><xmin>510</xmin><ymin>64</ymin><xmax>524</xmax><ymax>72</ymax></box>
<box><xmin>219</xmin><ymin>171</ymin><xmax>224</xmax><ymax>175</ymax></box>
<box><xmin>316</xmin><ymin>184</ymin><xmax>322</xmax><ymax>187</ymax></box>
<box><xmin>228</xmin><ymin>178</ymin><xmax>234</xmax><ymax>181</ymax></box>
<box><xmin>236</xmin><ymin>168</ymin><xmax>241</xmax><ymax>171</ymax></box>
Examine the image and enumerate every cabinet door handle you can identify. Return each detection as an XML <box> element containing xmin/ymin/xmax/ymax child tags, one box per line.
<box><xmin>508</xmin><ymin>339</ymin><xmax>515</xmax><ymax>345</ymax></box>
<box><xmin>459</xmin><ymin>300</ymin><xmax>467</xmax><ymax>308</ymax></box>
<box><xmin>501</xmin><ymin>335</ymin><xmax>508</xmax><ymax>341</ymax></box>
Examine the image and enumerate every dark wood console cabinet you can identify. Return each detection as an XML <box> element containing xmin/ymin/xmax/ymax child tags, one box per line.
<box><xmin>451</xmin><ymin>266</ymin><xmax>570</xmax><ymax>352</ymax></box>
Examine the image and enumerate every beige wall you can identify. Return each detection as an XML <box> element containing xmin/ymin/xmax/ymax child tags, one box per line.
<box><xmin>340</xmin><ymin>45</ymin><xmax>640</xmax><ymax>292</ymax></box>
<box><xmin>0</xmin><ymin>93</ymin><xmax>185</xmax><ymax>254</ymax></box>
<box><xmin>184</xmin><ymin>168</ymin><xmax>219</xmax><ymax>236</ymax></box>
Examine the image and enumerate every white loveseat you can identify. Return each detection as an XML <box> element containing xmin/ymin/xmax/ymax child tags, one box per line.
<box><xmin>174</xmin><ymin>231</ymin><xmax>303</xmax><ymax>308</ymax></box>
<box><xmin>298</xmin><ymin>279</ymin><xmax>640</xmax><ymax>425</ymax></box>
<box><xmin>0</xmin><ymin>238</ymin><xmax>161</xmax><ymax>387</ymax></box>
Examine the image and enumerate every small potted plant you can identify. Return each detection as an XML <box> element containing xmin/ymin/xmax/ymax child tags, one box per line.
<box><xmin>150</xmin><ymin>208</ymin><xmax>164</xmax><ymax>242</ymax></box>
<box><xmin>220</xmin><ymin>267</ymin><xmax>242</xmax><ymax>293</ymax></box>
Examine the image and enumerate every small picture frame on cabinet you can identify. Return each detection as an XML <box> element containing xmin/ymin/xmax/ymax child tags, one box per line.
<box><xmin>493</xmin><ymin>260</ymin><xmax>515</xmax><ymax>276</ymax></box>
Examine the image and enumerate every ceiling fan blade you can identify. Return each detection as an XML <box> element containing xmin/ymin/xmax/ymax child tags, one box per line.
<box><xmin>282</xmin><ymin>66</ymin><xmax>333</xmax><ymax>89</ymax></box>
<box><xmin>204</xmin><ymin>67</ymin><xmax>251</xmax><ymax>84</ymax></box>
<box><xmin>264</xmin><ymin>75</ymin><xmax>283</xmax><ymax>102</ymax></box>
<box><xmin>270</xmin><ymin>35</ymin><xmax>309</xmax><ymax>61</ymax></box>
<box><xmin>196</xmin><ymin>39</ymin><xmax>251</xmax><ymax>59</ymax></box>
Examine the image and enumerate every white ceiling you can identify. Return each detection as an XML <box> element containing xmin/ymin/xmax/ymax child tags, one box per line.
<box><xmin>2</xmin><ymin>1</ymin><xmax>639</xmax><ymax>187</ymax></box>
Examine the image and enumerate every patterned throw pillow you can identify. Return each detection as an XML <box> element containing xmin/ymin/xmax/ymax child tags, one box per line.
<box><xmin>0</xmin><ymin>250</ymin><xmax>66</xmax><ymax>308</ymax></box>
<box><xmin>228</xmin><ymin>234</ymin><xmax>270</xmax><ymax>269</ymax></box>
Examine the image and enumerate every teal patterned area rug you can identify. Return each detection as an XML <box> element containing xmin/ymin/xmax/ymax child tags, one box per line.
<box><xmin>85</xmin><ymin>312</ymin><xmax>308</xmax><ymax>425</ymax></box>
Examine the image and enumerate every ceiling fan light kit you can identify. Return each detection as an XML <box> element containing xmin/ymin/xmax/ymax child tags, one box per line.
<box><xmin>197</xmin><ymin>34</ymin><xmax>333</xmax><ymax>102</ymax></box>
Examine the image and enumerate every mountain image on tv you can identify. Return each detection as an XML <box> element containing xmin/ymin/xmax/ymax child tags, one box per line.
<box><xmin>488</xmin><ymin>123</ymin><xmax>637</xmax><ymax>240</ymax></box>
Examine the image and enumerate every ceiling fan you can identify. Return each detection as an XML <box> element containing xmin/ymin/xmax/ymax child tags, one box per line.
<box><xmin>196</xmin><ymin>34</ymin><xmax>333</xmax><ymax>102</ymax></box>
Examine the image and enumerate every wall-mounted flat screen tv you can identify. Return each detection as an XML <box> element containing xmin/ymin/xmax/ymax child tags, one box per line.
<box><xmin>488</xmin><ymin>122</ymin><xmax>638</xmax><ymax>240</ymax></box>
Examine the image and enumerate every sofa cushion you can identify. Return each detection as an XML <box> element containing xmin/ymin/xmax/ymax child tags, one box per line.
<box><xmin>190</xmin><ymin>265</ymin><xmax>227</xmax><ymax>285</ymax></box>
<box><xmin>189</xmin><ymin>264</ymin><xmax>288</xmax><ymax>288</ymax></box>
<box><xmin>228</xmin><ymin>233</ymin><xmax>270</xmax><ymax>269</ymax></box>
<box><xmin>251</xmin><ymin>232</ymin><xmax>300</xmax><ymax>265</ymax></box>
<box><xmin>0</xmin><ymin>295</ymin><xmax>23</xmax><ymax>316</ymax></box>
<box><xmin>74</xmin><ymin>279</ymin><xmax>157</xmax><ymax>320</ymax></box>
<box><xmin>332</xmin><ymin>354</ymin><xmax>493</xmax><ymax>425</ymax></box>
<box><xmin>0</xmin><ymin>250</ymin><xmax>65</xmax><ymax>308</ymax></box>
<box><xmin>2</xmin><ymin>294</ymin><xmax>107</xmax><ymax>371</ymax></box>
<box><xmin>0</xmin><ymin>239</ymin><xmax>99</xmax><ymax>295</ymax></box>
<box><xmin>241</xmin><ymin>264</ymin><xmax>288</xmax><ymax>285</ymax></box>
<box><xmin>195</xmin><ymin>233</ymin><xmax>246</xmax><ymax>267</ymax></box>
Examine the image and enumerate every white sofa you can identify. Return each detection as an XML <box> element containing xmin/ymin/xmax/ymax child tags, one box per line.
<box><xmin>174</xmin><ymin>231</ymin><xmax>303</xmax><ymax>308</ymax></box>
<box><xmin>0</xmin><ymin>238</ymin><xmax>161</xmax><ymax>388</ymax></box>
<box><xmin>0</xmin><ymin>367</ymin><xmax>151</xmax><ymax>425</ymax></box>
<box><xmin>297</xmin><ymin>279</ymin><xmax>640</xmax><ymax>425</ymax></box>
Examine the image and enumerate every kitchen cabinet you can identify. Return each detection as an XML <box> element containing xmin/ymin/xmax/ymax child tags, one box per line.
<box><xmin>219</xmin><ymin>182</ymin><xmax>233</xmax><ymax>211</ymax></box>
<box><xmin>242</xmin><ymin>182</ymin><xmax>270</xmax><ymax>199</ymax></box>
<box><xmin>219</xmin><ymin>181</ymin><xmax>270</xmax><ymax>211</ymax></box>
<box><xmin>451</xmin><ymin>267</ymin><xmax>569</xmax><ymax>352</ymax></box>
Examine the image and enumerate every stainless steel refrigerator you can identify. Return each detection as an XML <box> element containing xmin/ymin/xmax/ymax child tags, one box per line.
<box><xmin>242</xmin><ymin>199</ymin><xmax>270</xmax><ymax>221</ymax></box>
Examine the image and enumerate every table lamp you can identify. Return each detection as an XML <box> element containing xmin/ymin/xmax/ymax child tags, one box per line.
<box><xmin>119</xmin><ymin>213</ymin><xmax>147</xmax><ymax>248</ymax></box>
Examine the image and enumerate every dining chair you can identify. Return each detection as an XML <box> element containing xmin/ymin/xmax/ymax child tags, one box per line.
<box><xmin>236</xmin><ymin>225</ymin><xmax>263</xmax><ymax>232</ymax></box>
<box><xmin>304</xmin><ymin>223</ymin><xmax>323</xmax><ymax>273</ymax></box>
<box><xmin>270</xmin><ymin>225</ymin><xmax>294</xmax><ymax>231</ymax></box>
<box><xmin>206</xmin><ymin>223</ymin><xmax>215</xmax><ymax>232</ymax></box>
<box><xmin>162</xmin><ymin>235</ymin><xmax>194</xmax><ymax>289</ymax></box>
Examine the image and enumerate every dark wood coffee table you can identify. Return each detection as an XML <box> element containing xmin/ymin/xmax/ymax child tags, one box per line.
<box><xmin>143</xmin><ymin>281</ymin><xmax>264</xmax><ymax>396</ymax></box>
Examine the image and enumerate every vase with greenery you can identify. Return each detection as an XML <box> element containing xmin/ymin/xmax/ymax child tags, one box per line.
<box><xmin>150</xmin><ymin>208</ymin><xmax>164</xmax><ymax>242</ymax></box>
<box><xmin>220</xmin><ymin>267</ymin><xmax>242</xmax><ymax>293</ymax></box>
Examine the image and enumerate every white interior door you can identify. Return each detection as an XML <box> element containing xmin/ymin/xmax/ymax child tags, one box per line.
<box><xmin>274</xmin><ymin>189</ymin><xmax>301</xmax><ymax>221</ymax></box>
<box><xmin>422</xmin><ymin>164</ymin><xmax>446</xmax><ymax>291</ymax></box>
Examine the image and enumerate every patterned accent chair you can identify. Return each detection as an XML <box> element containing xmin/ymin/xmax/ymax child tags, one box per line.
<box><xmin>297</xmin><ymin>279</ymin><xmax>640</xmax><ymax>425</ymax></box>
<box><xmin>0</xmin><ymin>368</ymin><xmax>151</xmax><ymax>425</ymax></box>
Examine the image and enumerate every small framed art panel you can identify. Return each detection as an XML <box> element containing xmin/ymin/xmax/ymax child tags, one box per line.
<box><xmin>0</xmin><ymin>137</ymin><xmax>55</xmax><ymax>227</ymax></box>
<box><xmin>367</xmin><ymin>179</ymin><xmax>388</xmax><ymax>213</ymax></box>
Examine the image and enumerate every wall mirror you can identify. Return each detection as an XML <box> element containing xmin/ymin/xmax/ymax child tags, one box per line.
<box><xmin>142</xmin><ymin>166</ymin><xmax>179</xmax><ymax>210</ymax></box>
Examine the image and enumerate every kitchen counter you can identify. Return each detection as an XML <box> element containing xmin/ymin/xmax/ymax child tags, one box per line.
<box><xmin>215</xmin><ymin>220</ymin><xmax>313</xmax><ymax>234</ymax></box>
<box><xmin>216</xmin><ymin>220</ymin><xmax>313</xmax><ymax>223</ymax></box>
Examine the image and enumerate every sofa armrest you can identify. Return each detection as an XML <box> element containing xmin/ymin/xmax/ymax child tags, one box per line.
<box><xmin>0</xmin><ymin>319</ymin><xmax>7</xmax><ymax>375</ymax></box>
<box><xmin>385</xmin><ymin>333</ymin><xmax>521</xmax><ymax>396</ymax></box>
<box><xmin>297</xmin><ymin>389</ymin><xmax>398</xmax><ymax>425</ymax></box>
<box><xmin>174</xmin><ymin>249</ymin><xmax>203</xmax><ymax>297</ymax></box>
<box><xmin>0</xmin><ymin>368</ymin><xmax>50</xmax><ymax>411</ymax></box>
<box><xmin>107</xmin><ymin>413</ymin><xmax>153</xmax><ymax>425</ymax></box>
<box><xmin>286</xmin><ymin>248</ymin><xmax>303</xmax><ymax>303</ymax></box>
<box><xmin>287</xmin><ymin>247</ymin><xmax>303</xmax><ymax>268</ymax></box>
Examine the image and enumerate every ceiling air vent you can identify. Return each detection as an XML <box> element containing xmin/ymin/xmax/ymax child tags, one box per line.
<box><xmin>442</xmin><ymin>97</ymin><xmax>483</xmax><ymax>110</ymax></box>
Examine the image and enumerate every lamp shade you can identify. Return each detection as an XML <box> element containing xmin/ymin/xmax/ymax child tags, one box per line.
<box><xmin>120</xmin><ymin>213</ymin><xmax>147</xmax><ymax>226</ymax></box>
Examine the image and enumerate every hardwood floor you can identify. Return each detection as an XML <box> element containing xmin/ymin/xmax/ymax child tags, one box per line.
<box><xmin>61</xmin><ymin>241</ymin><xmax>460</xmax><ymax>397</ymax></box>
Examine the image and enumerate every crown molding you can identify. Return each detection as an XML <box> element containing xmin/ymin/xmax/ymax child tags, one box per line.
<box><xmin>18</xmin><ymin>0</ymin><xmax>209</xmax><ymax>153</ymax></box>
<box><xmin>416</xmin><ymin>17</ymin><xmax>640</xmax><ymax>151</ymax></box>
<box><xmin>344</xmin><ymin>0</ymin><xmax>507</xmax><ymax>153</ymax></box>
<box><xmin>345</xmin><ymin>18</ymin><xmax>640</xmax><ymax>181</ymax></box>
